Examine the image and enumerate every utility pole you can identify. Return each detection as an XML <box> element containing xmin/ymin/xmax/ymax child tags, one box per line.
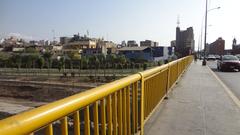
<box><xmin>202</xmin><ymin>0</ymin><xmax>208</xmax><ymax>66</ymax></box>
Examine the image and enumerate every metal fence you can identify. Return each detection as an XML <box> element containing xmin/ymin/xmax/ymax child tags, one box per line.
<box><xmin>0</xmin><ymin>56</ymin><xmax>193</xmax><ymax>135</ymax></box>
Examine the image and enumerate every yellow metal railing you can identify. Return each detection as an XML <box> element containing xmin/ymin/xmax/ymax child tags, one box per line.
<box><xmin>0</xmin><ymin>56</ymin><xmax>193</xmax><ymax>135</ymax></box>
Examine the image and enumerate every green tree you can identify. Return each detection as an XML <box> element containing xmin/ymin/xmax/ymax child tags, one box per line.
<box><xmin>37</xmin><ymin>57</ymin><xmax>44</xmax><ymax>69</ymax></box>
<box><xmin>58</xmin><ymin>56</ymin><xmax>65</xmax><ymax>72</ymax></box>
<box><xmin>81</xmin><ymin>56</ymin><xmax>89</xmax><ymax>69</ymax></box>
<box><xmin>88</xmin><ymin>55</ymin><xmax>100</xmax><ymax>78</ymax></box>
<box><xmin>25</xmin><ymin>47</ymin><xmax>37</xmax><ymax>53</ymax></box>
<box><xmin>43</xmin><ymin>51</ymin><xmax>53</xmax><ymax>76</ymax></box>
<box><xmin>106</xmin><ymin>54</ymin><xmax>116</xmax><ymax>69</ymax></box>
<box><xmin>43</xmin><ymin>51</ymin><xmax>53</xmax><ymax>68</ymax></box>
<box><xmin>96</xmin><ymin>54</ymin><xmax>106</xmax><ymax>76</ymax></box>
<box><xmin>0</xmin><ymin>52</ymin><xmax>11</xmax><ymax>68</ymax></box>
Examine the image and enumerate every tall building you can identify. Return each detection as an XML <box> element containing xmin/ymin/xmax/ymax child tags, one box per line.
<box><xmin>208</xmin><ymin>37</ymin><xmax>225</xmax><ymax>55</ymax></box>
<box><xmin>175</xmin><ymin>27</ymin><xmax>195</xmax><ymax>57</ymax></box>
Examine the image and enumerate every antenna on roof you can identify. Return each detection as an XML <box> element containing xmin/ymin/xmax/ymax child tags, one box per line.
<box><xmin>177</xmin><ymin>15</ymin><xmax>180</xmax><ymax>27</ymax></box>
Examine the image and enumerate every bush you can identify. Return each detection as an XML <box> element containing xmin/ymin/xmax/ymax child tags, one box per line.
<box><xmin>143</xmin><ymin>63</ymin><xmax>148</xmax><ymax>70</ymax></box>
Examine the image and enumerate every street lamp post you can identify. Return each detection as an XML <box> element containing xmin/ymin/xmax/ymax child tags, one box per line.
<box><xmin>202</xmin><ymin>0</ymin><xmax>220</xmax><ymax>66</ymax></box>
<box><xmin>202</xmin><ymin>0</ymin><xmax>208</xmax><ymax>66</ymax></box>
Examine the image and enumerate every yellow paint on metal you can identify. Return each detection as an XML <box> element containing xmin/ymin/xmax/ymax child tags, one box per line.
<box><xmin>126</xmin><ymin>86</ymin><xmax>131</xmax><ymax>135</ymax></box>
<box><xmin>84</xmin><ymin>106</ymin><xmax>90</xmax><ymax>135</ymax></box>
<box><xmin>0</xmin><ymin>74</ymin><xmax>140</xmax><ymax>135</ymax></box>
<box><xmin>112</xmin><ymin>93</ymin><xmax>117</xmax><ymax>135</ymax></box>
<box><xmin>117</xmin><ymin>90</ymin><xmax>122</xmax><ymax>135</ymax></box>
<box><xmin>61</xmin><ymin>117</ymin><xmax>68</xmax><ymax>135</ymax></box>
<box><xmin>93</xmin><ymin>102</ymin><xmax>99</xmax><ymax>135</ymax></box>
<box><xmin>122</xmin><ymin>88</ymin><xmax>127</xmax><ymax>135</ymax></box>
<box><xmin>45</xmin><ymin>124</ymin><xmax>53</xmax><ymax>135</ymax></box>
<box><xmin>107</xmin><ymin>95</ymin><xmax>112</xmax><ymax>135</ymax></box>
<box><xmin>73</xmin><ymin>111</ymin><xmax>80</xmax><ymax>135</ymax></box>
<box><xmin>132</xmin><ymin>82</ymin><xmax>138</xmax><ymax>133</ymax></box>
<box><xmin>138</xmin><ymin>72</ymin><xmax>145</xmax><ymax>135</ymax></box>
<box><xmin>101</xmin><ymin>99</ymin><xmax>106</xmax><ymax>135</ymax></box>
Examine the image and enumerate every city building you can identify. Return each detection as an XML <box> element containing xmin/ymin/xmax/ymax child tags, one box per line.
<box><xmin>175</xmin><ymin>27</ymin><xmax>195</xmax><ymax>57</ymax></box>
<box><xmin>207</xmin><ymin>37</ymin><xmax>225</xmax><ymax>55</ymax></box>
<box><xmin>232</xmin><ymin>38</ymin><xmax>240</xmax><ymax>54</ymax></box>
<box><xmin>60</xmin><ymin>37</ymin><xmax>71</xmax><ymax>45</ymax></box>
<box><xmin>118</xmin><ymin>47</ymin><xmax>153</xmax><ymax>61</ymax></box>
<box><xmin>140</xmin><ymin>40</ymin><xmax>159</xmax><ymax>47</ymax></box>
<box><xmin>152</xmin><ymin>46</ymin><xmax>174</xmax><ymax>61</ymax></box>
<box><xmin>127</xmin><ymin>40</ymin><xmax>138</xmax><ymax>47</ymax></box>
<box><xmin>63</xmin><ymin>35</ymin><xmax>97</xmax><ymax>53</ymax></box>
<box><xmin>118</xmin><ymin>46</ymin><xmax>174</xmax><ymax>62</ymax></box>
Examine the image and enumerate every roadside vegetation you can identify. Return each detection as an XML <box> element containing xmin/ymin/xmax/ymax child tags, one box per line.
<box><xmin>0</xmin><ymin>48</ymin><xmax>176</xmax><ymax>81</ymax></box>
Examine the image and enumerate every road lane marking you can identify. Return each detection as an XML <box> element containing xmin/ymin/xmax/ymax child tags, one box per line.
<box><xmin>207</xmin><ymin>66</ymin><xmax>240</xmax><ymax>108</ymax></box>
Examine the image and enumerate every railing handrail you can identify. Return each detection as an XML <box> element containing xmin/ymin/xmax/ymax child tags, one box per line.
<box><xmin>0</xmin><ymin>73</ymin><xmax>140</xmax><ymax>134</ymax></box>
<box><xmin>0</xmin><ymin>56</ymin><xmax>192</xmax><ymax>135</ymax></box>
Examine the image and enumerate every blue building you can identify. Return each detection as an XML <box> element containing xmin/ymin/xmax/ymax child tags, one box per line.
<box><xmin>118</xmin><ymin>46</ymin><xmax>174</xmax><ymax>62</ymax></box>
<box><xmin>118</xmin><ymin>47</ymin><xmax>153</xmax><ymax>61</ymax></box>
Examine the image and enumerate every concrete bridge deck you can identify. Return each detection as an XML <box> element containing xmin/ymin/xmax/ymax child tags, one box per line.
<box><xmin>144</xmin><ymin>61</ymin><xmax>240</xmax><ymax>135</ymax></box>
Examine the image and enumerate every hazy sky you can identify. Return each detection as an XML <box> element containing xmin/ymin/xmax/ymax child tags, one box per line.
<box><xmin>0</xmin><ymin>0</ymin><xmax>239</xmax><ymax>49</ymax></box>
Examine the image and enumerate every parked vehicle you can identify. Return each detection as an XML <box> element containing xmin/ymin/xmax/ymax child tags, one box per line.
<box><xmin>235</xmin><ymin>54</ymin><xmax>240</xmax><ymax>60</ymax></box>
<box><xmin>217</xmin><ymin>55</ymin><xmax>240</xmax><ymax>71</ymax></box>
<box><xmin>215</xmin><ymin>55</ymin><xmax>220</xmax><ymax>60</ymax></box>
<box><xmin>207</xmin><ymin>55</ymin><xmax>216</xmax><ymax>61</ymax></box>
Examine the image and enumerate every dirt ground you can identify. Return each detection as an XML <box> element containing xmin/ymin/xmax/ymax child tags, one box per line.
<box><xmin>0</xmin><ymin>75</ymin><xmax>105</xmax><ymax>119</ymax></box>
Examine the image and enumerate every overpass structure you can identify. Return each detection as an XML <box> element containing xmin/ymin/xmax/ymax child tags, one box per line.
<box><xmin>0</xmin><ymin>56</ymin><xmax>193</xmax><ymax>135</ymax></box>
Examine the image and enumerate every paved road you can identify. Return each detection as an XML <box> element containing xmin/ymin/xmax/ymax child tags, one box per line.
<box><xmin>207</xmin><ymin>60</ymin><xmax>240</xmax><ymax>99</ymax></box>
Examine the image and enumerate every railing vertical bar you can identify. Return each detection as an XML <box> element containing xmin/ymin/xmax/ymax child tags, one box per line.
<box><xmin>74</xmin><ymin>111</ymin><xmax>80</xmax><ymax>135</ymax></box>
<box><xmin>84</xmin><ymin>106</ymin><xmax>90</xmax><ymax>135</ymax></box>
<box><xmin>147</xmin><ymin>80</ymin><xmax>150</xmax><ymax>117</ymax></box>
<box><xmin>61</xmin><ymin>117</ymin><xmax>68</xmax><ymax>135</ymax></box>
<box><xmin>107</xmin><ymin>95</ymin><xmax>113</xmax><ymax>135</ymax></box>
<box><xmin>139</xmin><ymin>72</ymin><xmax>145</xmax><ymax>135</ymax></box>
<box><xmin>132</xmin><ymin>83</ymin><xmax>136</xmax><ymax>133</ymax></box>
<box><xmin>126</xmin><ymin>85</ymin><xmax>131</xmax><ymax>135</ymax></box>
<box><xmin>148</xmin><ymin>79</ymin><xmax>151</xmax><ymax>115</ymax></box>
<box><xmin>122</xmin><ymin>87</ymin><xmax>127</xmax><ymax>135</ymax></box>
<box><xmin>154</xmin><ymin>77</ymin><xmax>157</xmax><ymax>109</ymax></box>
<box><xmin>167</xmin><ymin>64</ymin><xmax>171</xmax><ymax>92</ymax></box>
<box><xmin>144</xmin><ymin>81</ymin><xmax>147</xmax><ymax>118</ymax></box>
<box><xmin>101</xmin><ymin>99</ymin><xmax>106</xmax><ymax>135</ymax></box>
<box><xmin>93</xmin><ymin>102</ymin><xmax>99</xmax><ymax>135</ymax></box>
<box><xmin>45</xmin><ymin>124</ymin><xmax>53</xmax><ymax>135</ymax></box>
<box><xmin>134</xmin><ymin>82</ymin><xmax>139</xmax><ymax>132</ymax></box>
<box><xmin>112</xmin><ymin>93</ymin><xmax>117</xmax><ymax>135</ymax></box>
<box><xmin>117</xmin><ymin>90</ymin><xmax>123</xmax><ymax>135</ymax></box>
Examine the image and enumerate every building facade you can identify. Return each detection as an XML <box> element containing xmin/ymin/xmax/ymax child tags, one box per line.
<box><xmin>232</xmin><ymin>38</ymin><xmax>240</xmax><ymax>54</ymax></box>
<box><xmin>208</xmin><ymin>37</ymin><xmax>225</xmax><ymax>55</ymax></box>
<box><xmin>118</xmin><ymin>47</ymin><xmax>153</xmax><ymax>61</ymax></box>
<box><xmin>175</xmin><ymin>27</ymin><xmax>195</xmax><ymax>57</ymax></box>
<box><xmin>140</xmin><ymin>40</ymin><xmax>159</xmax><ymax>47</ymax></box>
<box><xmin>127</xmin><ymin>40</ymin><xmax>138</xmax><ymax>47</ymax></box>
<box><xmin>118</xmin><ymin>46</ymin><xmax>174</xmax><ymax>62</ymax></box>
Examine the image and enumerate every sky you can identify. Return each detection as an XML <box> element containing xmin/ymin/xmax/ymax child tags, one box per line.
<box><xmin>0</xmin><ymin>0</ymin><xmax>239</xmax><ymax>49</ymax></box>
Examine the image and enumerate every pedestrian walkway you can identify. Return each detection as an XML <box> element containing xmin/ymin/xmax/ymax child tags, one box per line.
<box><xmin>144</xmin><ymin>61</ymin><xmax>240</xmax><ymax>135</ymax></box>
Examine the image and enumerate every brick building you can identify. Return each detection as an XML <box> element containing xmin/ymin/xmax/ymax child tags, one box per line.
<box><xmin>208</xmin><ymin>37</ymin><xmax>225</xmax><ymax>55</ymax></box>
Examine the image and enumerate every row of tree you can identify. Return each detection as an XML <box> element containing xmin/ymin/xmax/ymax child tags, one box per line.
<box><xmin>0</xmin><ymin>52</ymin><xmax>152</xmax><ymax>71</ymax></box>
